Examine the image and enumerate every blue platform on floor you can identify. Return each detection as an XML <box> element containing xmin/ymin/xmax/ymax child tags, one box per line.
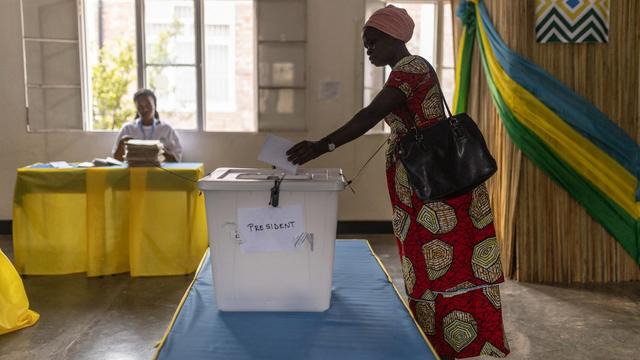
<box><xmin>156</xmin><ymin>240</ymin><xmax>438</xmax><ymax>360</ymax></box>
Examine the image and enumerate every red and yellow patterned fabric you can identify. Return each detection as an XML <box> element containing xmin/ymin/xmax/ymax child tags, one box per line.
<box><xmin>384</xmin><ymin>55</ymin><xmax>510</xmax><ymax>358</ymax></box>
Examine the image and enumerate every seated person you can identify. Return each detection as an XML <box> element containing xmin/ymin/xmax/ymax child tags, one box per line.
<box><xmin>112</xmin><ymin>89</ymin><xmax>183</xmax><ymax>162</ymax></box>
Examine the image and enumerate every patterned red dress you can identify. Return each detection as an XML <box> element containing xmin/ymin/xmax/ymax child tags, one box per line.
<box><xmin>384</xmin><ymin>56</ymin><xmax>510</xmax><ymax>358</ymax></box>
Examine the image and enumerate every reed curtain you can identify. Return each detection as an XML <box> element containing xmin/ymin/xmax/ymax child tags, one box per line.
<box><xmin>449</xmin><ymin>0</ymin><xmax>640</xmax><ymax>283</ymax></box>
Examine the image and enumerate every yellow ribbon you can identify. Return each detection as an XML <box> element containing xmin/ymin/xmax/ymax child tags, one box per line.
<box><xmin>475</xmin><ymin>3</ymin><xmax>639</xmax><ymax>218</ymax></box>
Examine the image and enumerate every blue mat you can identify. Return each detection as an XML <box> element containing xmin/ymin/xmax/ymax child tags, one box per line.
<box><xmin>156</xmin><ymin>240</ymin><xmax>438</xmax><ymax>360</ymax></box>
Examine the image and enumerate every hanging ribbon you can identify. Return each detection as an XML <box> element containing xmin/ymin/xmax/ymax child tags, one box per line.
<box><xmin>454</xmin><ymin>0</ymin><xmax>639</xmax><ymax>264</ymax></box>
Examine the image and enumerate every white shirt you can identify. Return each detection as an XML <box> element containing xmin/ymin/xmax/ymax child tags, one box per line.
<box><xmin>112</xmin><ymin>118</ymin><xmax>183</xmax><ymax>161</ymax></box>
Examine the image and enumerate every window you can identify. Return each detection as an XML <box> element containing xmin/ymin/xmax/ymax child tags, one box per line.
<box><xmin>204</xmin><ymin>1</ymin><xmax>255</xmax><ymax>132</ymax></box>
<box><xmin>84</xmin><ymin>0</ymin><xmax>138</xmax><ymax>131</ymax></box>
<box><xmin>144</xmin><ymin>0</ymin><xmax>198</xmax><ymax>130</ymax></box>
<box><xmin>363</xmin><ymin>0</ymin><xmax>454</xmax><ymax>133</ymax></box>
<box><xmin>21</xmin><ymin>0</ymin><xmax>305</xmax><ymax>133</ymax></box>
<box><xmin>20</xmin><ymin>0</ymin><xmax>84</xmax><ymax>132</ymax></box>
<box><xmin>256</xmin><ymin>0</ymin><xmax>306</xmax><ymax>131</ymax></box>
<box><xmin>85</xmin><ymin>0</ymin><xmax>304</xmax><ymax>132</ymax></box>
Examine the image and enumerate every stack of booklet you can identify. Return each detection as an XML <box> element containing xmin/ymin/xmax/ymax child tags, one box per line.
<box><xmin>125</xmin><ymin>139</ymin><xmax>165</xmax><ymax>167</ymax></box>
<box><xmin>92</xmin><ymin>157</ymin><xmax>123</xmax><ymax>167</ymax></box>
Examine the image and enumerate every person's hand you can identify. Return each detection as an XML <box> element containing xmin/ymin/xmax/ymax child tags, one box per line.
<box><xmin>286</xmin><ymin>140</ymin><xmax>327</xmax><ymax>165</ymax></box>
<box><xmin>163</xmin><ymin>151</ymin><xmax>177</xmax><ymax>163</ymax></box>
<box><xmin>114</xmin><ymin>136</ymin><xmax>134</xmax><ymax>162</ymax></box>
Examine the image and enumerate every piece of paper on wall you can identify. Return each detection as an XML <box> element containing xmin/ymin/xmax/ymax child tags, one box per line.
<box><xmin>535</xmin><ymin>0</ymin><xmax>609</xmax><ymax>43</ymax></box>
<box><xmin>237</xmin><ymin>205</ymin><xmax>306</xmax><ymax>252</ymax></box>
<box><xmin>318</xmin><ymin>81</ymin><xmax>342</xmax><ymax>101</ymax></box>
<box><xmin>258</xmin><ymin>134</ymin><xmax>298</xmax><ymax>174</ymax></box>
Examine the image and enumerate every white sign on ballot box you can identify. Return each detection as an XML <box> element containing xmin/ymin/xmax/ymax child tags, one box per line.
<box><xmin>237</xmin><ymin>205</ymin><xmax>307</xmax><ymax>252</ymax></box>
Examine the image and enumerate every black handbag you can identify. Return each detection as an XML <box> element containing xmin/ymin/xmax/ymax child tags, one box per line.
<box><xmin>397</xmin><ymin>70</ymin><xmax>497</xmax><ymax>201</ymax></box>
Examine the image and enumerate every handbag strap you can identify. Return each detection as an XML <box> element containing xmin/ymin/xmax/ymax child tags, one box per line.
<box><xmin>343</xmin><ymin>136</ymin><xmax>389</xmax><ymax>193</ymax></box>
<box><xmin>345</xmin><ymin>59</ymin><xmax>450</xmax><ymax>185</ymax></box>
<box><xmin>434</xmin><ymin>72</ymin><xmax>453</xmax><ymax>119</ymax></box>
<box><xmin>406</xmin><ymin>59</ymin><xmax>453</xmax><ymax>136</ymax></box>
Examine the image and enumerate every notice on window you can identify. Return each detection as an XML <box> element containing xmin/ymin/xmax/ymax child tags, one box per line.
<box><xmin>237</xmin><ymin>205</ymin><xmax>306</xmax><ymax>253</ymax></box>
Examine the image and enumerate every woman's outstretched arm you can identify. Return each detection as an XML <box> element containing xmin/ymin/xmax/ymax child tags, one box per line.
<box><xmin>287</xmin><ymin>86</ymin><xmax>406</xmax><ymax>165</ymax></box>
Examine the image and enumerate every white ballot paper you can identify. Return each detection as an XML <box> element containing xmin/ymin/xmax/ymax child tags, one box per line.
<box><xmin>258</xmin><ymin>134</ymin><xmax>297</xmax><ymax>174</ymax></box>
<box><xmin>237</xmin><ymin>205</ymin><xmax>306</xmax><ymax>253</ymax></box>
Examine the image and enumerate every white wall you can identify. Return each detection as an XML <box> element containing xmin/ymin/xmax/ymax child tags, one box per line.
<box><xmin>0</xmin><ymin>0</ymin><xmax>392</xmax><ymax>221</ymax></box>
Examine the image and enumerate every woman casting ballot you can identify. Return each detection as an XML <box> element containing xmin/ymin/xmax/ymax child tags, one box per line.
<box><xmin>287</xmin><ymin>5</ymin><xmax>509</xmax><ymax>359</ymax></box>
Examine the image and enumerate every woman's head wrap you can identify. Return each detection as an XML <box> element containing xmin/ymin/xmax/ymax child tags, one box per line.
<box><xmin>363</xmin><ymin>5</ymin><xmax>415</xmax><ymax>43</ymax></box>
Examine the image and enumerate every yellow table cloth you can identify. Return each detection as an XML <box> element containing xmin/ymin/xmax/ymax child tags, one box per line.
<box><xmin>12</xmin><ymin>163</ymin><xmax>208</xmax><ymax>277</ymax></box>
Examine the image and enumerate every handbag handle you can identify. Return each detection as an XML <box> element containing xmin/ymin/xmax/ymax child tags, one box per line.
<box><xmin>426</xmin><ymin>61</ymin><xmax>453</xmax><ymax>119</ymax></box>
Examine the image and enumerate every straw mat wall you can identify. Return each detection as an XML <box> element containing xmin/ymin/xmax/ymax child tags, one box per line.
<box><xmin>453</xmin><ymin>0</ymin><xmax>640</xmax><ymax>283</ymax></box>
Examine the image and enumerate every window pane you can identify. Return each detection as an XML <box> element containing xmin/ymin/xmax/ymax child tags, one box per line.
<box><xmin>22</xmin><ymin>0</ymin><xmax>78</xmax><ymax>39</ymax></box>
<box><xmin>208</xmin><ymin>43</ymin><xmax>230</xmax><ymax>103</ymax></box>
<box><xmin>366</xmin><ymin>2</ymin><xmax>455</xmax><ymax>132</ymax></box>
<box><xmin>257</xmin><ymin>0</ymin><xmax>305</xmax><ymax>41</ymax></box>
<box><xmin>363</xmin><ymin>48</ymin><xmax>385</xmax><ymax>107</ymax></box>
<box><xmin>147</xmin><ymin>66</ymin><xmax>197</xmax><ymax>129</ymax></box>
<box><xmin>25</xmin><ymin>41</ymin><xmax>80</xmax><ymax>85</ymax></box>
<box><xmin>204</xmin><ymin>0</ymin><xmax>256</xmax><ymax>132</ymax></box>
<box><xmin>145</xmin><ymin>0</ymin><xmax>195</xmax><ymax>64</ymax></box>
<box><xmin>388</xmin><ymin>2</ymin><xmax>436</xmax><ymax>63</ymax></box>
<box><xmin>442</xmin><ymin>3</ymin><xmax>454</xmax><ymax>68</ymax></box>
<box><xmin>363</xmin><ymin>0</ymin><xmax>385</xmax><ymax>110</ymax></box>
<box><xmin>28</xmin><ymin>88</ymin><xmax>83</xmax><ymax>130</ymax></box>
<box><xmin>258</xmin><ymin>43</ymin><xmax>305</xmax><ymax>87</ymax></box>
<box><xmin>258</xmin><ymin>89</ymin><xmax>305</xmax><ymax>130</ymax></box>
<box><xmin>441</xmin><ymin>68</ymin><xmax>455</xmax><ymax>109</ymax></box>
<box><xmin>84</xmin><ymin>0</ymin><xmax>138</xmax><ymax>131</ymax></box>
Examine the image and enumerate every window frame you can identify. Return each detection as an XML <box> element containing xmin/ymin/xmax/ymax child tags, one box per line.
<box><xmin>134</xmin><ymin>0</ymin><xmax>203</xmax><ymax>132</ymax></box>
<box><xmin>19</xmin><ymin>0</ymin><xmax>311</xmax><ymax>133</ymax></box>
<box><xmin>33</xmin><ymin>0</ymin><xmax>261</xmax><ymax>133</ymax></box>
<box><xmin>205</xmin><ymin>23</ymin><xmax>237</xmax><ymax>113</ymax></box>
<box><xmin>20</xmin><ymin>0</ymin><xmax>89</xmax><ymax>133</ymax></box>
<box><xmin>364</xmin><ymin>0</ymin><xmax>454</xmax><ymax>134</ymax></box>
<box><xmin>94</xmin><ymin>0</ymin><xmax>302</xmax><ymax>133</ymax></box>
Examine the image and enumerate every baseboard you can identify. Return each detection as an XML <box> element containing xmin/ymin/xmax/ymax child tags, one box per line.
<box><xmin>0</xmin><ymin>220</ymin><xmax>11</xmax><ymax>235</ymax></box>
<box><xmin>337</xmin><ymin>221</ymin><xmax>393</xmax><ymax>235</ymax></box>
<box><xmin>0</xmin><ymin>220</ymin><xmax>392</xmax><ymax>236</ymax></box>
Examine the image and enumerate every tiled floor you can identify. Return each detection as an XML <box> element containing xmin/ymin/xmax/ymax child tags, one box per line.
<box><xmin>1</xmin><ymin>234</ymin><xmax>639</xmax><ymax>359</ymax></box>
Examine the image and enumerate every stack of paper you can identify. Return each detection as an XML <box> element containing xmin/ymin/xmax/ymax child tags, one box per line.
<box><xmin>125</xmin><ymin>139</ymin><xmax>165</xmax><ymax>167</ymax></box>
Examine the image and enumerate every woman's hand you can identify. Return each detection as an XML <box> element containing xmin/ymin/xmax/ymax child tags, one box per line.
<box><xmin>163</xmin><ymin>151</ymin><xmax>177</xmax><ymax>162</ymax></box>
<box><xmin>286</xmin><ymin>140</ymin><xmax>327</xmax><ymax>165</ymax></box>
